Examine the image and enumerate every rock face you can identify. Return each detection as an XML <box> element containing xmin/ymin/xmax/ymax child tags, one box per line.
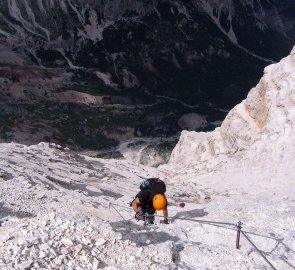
<box><xmin>169</xmin><ymin>46</ymin><xmax>295</xmax><ymax>164</ymax></box>
<box><xmin>0</xmin><ymin>0</ymin><xmax>295</xmax><ymax>149</ymax></box>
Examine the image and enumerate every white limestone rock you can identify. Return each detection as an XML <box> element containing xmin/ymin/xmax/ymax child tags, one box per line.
<box><xmin>18</xmin><ymin>260</ymin><xmax>33</xmax><ymax>269</ymax></box>
<box><xmin>82</xmin><ymin>237</ymin><xmax>92</xmax><ymax>245</ymax></box>
<box><xmin>61</xmin><ymin>247</ymin><xmax>69</xmax><ymax>255</ymax></box>
<box><xmin>72</xmin><ymin>243</ymin><xmax>83</xmax><ymax>254</ymax></box>
<box><xmin>61</xmin><ymin>238</ymin><xmax>74</xmax><ymax>247</ymax></box>
<box><xmin>95</xmin><ymin>238</ymin><xmax>106</xmax><ymax>247</ymax></box>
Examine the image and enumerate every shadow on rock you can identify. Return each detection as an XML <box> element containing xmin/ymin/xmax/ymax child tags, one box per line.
<box><xmin>0</xmin><ymin>202</ymin><xmax>35</xmax><ymax>220</ymax></box>
<box><xmin>172</xmin><ymin>209</ymin><xmax>208</xmax><ymax>221</ymax></box>
<box><xmin>100</xmin><ymin>188</ymin><xmax>123</xmax><ymax>199</ymax></box>
<box><xmin>110</xmin><ymin>220</ymin><xmax>181</xmax><ymax>247</ymax></box>
<box><xmin>0</xmin><ymin>171</ymin><xmax>14</xmax><ymax>181</ymax></box>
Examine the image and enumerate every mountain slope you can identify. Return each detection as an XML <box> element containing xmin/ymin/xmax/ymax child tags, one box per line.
<box><xmin>0</xmin><ymin>47</ymin><xmax>295</xmax><ymax>269</ymax></box>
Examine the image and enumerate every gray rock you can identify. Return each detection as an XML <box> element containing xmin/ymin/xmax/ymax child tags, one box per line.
<box><xmin>54</xmin><ymin>255</ymin><xmax>64</xmax><ymax>265</ymax></box>
<box><xmin>72</xmin><ymin>244</ymin><xmax>83</xmax><ymax>253</ymax></box>
<box><xmin>61</xmin><ymin>247</ymin><xmax>69</xmax><ymax>255</ymax></box>
<box><xmin>17</xmin><ymin>239</ymin><xmax>28</xmax><ymax>246</ymax></box>
<box><xmin>40</xmin><ymin>243</ymin><xmax>51</xmax><ymax>251</ymax></box>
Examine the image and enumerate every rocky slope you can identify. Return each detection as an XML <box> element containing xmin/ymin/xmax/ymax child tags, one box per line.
<box><xmin>0</xmin><ymin>139</ymin><xmax>294</xmax><ymax>269</ymax></box>
<box><xmin>0</xmin><ymin>0</ymin><xmax>295</xmax><ymax>150</ymax></box>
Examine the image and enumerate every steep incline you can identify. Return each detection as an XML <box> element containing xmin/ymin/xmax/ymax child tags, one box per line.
<box><xmin>0</xmin><ymin>140</ymin><xmax>294</xmax><ymax>269</ymax></box>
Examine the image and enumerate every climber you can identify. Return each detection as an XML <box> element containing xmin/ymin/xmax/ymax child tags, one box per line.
<box><xmin>131</xmin><ymin>178</ymin><xmax>169</xmax><ymax>224</ymax></box>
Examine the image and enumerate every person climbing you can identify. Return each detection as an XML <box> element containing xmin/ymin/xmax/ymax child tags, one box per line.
<box><xmin>131</xmin><ymin>178</ymin><xmax>169</xmax><ymax>224</ymax></box>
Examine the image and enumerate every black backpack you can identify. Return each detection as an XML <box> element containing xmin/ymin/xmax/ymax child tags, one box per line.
<box><xmin>140</xmin><ymin>178</ymin><xmax>166</xmax><ymax>194</ymax></box>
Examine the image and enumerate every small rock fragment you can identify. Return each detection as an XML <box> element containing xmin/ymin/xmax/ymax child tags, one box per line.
<box><xmin>18</xmin><ymin>260</ymin><xmax>33</xmax><ymax>269</ymax></box>
<box><xmin>61</xmin><ymin>238</ymin><xmax>73</xmax><ymax>247</ymax></box>
<box><xmin>94</xmin><ymin>238</ymin><xmax>106</xmax><ymax>247</ymax></box>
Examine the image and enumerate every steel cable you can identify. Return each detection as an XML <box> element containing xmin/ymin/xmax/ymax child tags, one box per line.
<box><xmin>241</xmin><ymin>230</ymin><xmax>277</xmax><ymax>270</ymax></box>
<box><xmin>110</xmin><ymin>203</ymin><xmax>279</xmax><ymax>269</ymax></box>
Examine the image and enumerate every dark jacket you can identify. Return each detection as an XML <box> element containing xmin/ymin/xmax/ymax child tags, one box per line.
<box><xmin>136</xmin><ymin>190</ymin><xmax>167</xmax><ymax>214</ymax></box>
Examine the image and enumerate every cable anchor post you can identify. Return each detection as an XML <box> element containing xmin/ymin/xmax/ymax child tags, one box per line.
<box><xmin>236</xmin><ymin>221</ymin><xmax>242</xmax><ymax>249</ymax></box>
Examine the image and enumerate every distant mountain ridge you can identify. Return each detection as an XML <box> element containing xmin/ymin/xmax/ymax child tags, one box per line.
<box><xmin>1</xmin><ymin>0</ymin><xmax>294</xmax><ymax>65</ymax></box>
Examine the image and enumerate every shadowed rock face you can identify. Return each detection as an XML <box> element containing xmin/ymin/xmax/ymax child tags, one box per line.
<box><xmin>0</xmin><ymin>0</ymin><xmax>294</xmax><ymax>150</ymax></box>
